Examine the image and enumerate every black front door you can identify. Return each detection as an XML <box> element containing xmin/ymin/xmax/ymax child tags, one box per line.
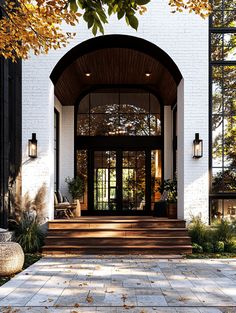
<box><xmin>92</xmin><ymin>149</ymin><xmax>148</xmax><ymax>213</ymax></box>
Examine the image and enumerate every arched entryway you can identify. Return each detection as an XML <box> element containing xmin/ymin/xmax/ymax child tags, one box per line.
<box><xmin>51</xmin><ymin>35</ymin><xmax>183</xmax><ymax>216</ymax></box>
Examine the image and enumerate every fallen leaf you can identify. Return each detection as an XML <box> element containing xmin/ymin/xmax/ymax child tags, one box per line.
<box><xmin>122</xmin><ymin>294</ymin><xmax>127</xmax><ymax>302</ymax></box>
<box><xmin>178</xmin><ymin>296</ymin><xmax>189</xmax><ymax>302</ymax></box>
<box><xmin>123</xmin><ymin>304</ymin><xmax>135</xmax><ymax>309</ymax></box>
<box><xmin>74</xmin><ymin>303</ymin><xmax>80</xmax><ymax>307</ymax></box>
<box><xmin>86</xmin><ymin>294</ymin><xmax>94</xmax><ymax>304</ymax></box>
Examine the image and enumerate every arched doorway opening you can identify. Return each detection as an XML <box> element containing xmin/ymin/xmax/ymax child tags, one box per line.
<box><xmin>51</xmin><ymin>35</ymin><xmax>183</xmax><ymax>215</ymax></box>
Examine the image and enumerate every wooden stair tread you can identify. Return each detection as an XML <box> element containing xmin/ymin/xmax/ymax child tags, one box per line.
<box><xmin>49</xmin><ymin>219</ymin><xmax>185</xmax><ymax>223</ymax></box>
<box><xmin>46</xmin><ymin>235</ymin><xmax>190</xmax><ymax>239</ymax></box>
<box><xmin>48</xmin><ymin>227</ymin><xmax>187</xmax><ymax>231</ymax></box>
<box><xmin>43</xmin><ymin>245</ymin><xmax>192</xmax><ymax>249</ymax></box>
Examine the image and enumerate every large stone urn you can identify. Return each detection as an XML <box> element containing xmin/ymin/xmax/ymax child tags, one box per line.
<box><xmin>0</xmin><ymin>242</ymin><xmax>24</xmax><ymax>276</ymax></box>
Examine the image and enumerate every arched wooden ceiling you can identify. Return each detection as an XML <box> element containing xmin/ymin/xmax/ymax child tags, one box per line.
<box><xmin>51</xmin><ymin>35</ymin><xmax>182</xmax><ymax>107</ymax></box>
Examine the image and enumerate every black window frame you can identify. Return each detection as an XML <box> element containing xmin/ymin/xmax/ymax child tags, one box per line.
<box><xmin>54</xmin><ymin>108</ymin><xmax>60</xmax><ymax>191</ymax></box>
<box><xmin>209</xmin><ymin>0</ymin><xmax>236</xmax><ymax>223</ymax></box>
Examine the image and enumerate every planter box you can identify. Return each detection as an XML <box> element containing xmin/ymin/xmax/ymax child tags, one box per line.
<box><xmin>168</xmin><ymin>203</ymin><xmax>177</xmax><ymax>219</ymax></box>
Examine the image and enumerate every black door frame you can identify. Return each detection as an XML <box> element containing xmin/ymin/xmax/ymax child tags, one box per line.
<box><xmin>78</xmin><ymin>136</ymin><xmax>163</xmax><ymax>215</ymax></box>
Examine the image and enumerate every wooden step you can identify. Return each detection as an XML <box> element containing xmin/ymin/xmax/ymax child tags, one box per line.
<box><xmin>44</xmin><ymin>236</ymin><xmax>191</xmax><ymax>246</ymax></box>
<box><xmin>42</xmin><ymin>245</ymin><xmax>192</xmax><ymax>255</ymax></box>
<box><xmin>43</xmin><ymin>216</ymin><xmax>192</xmax><ymax>255</ymax></box>
<box><xmin>47</xmin><ymin>228</ymin><xmax>189</xmax><ymax>237</ymax></box>
<box><xmin>48</xmin><ymin>219</ymin><xmax>186</xmax><ymax>230</ymax></box>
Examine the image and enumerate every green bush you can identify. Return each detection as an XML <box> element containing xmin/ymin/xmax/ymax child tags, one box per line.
<box><xmin>65</xmin><ymin>176</ymin><xmax>85</xmax><ymax>200</ymax></box>
<box><xmin>214</xmin><ymin>241</ymin><xmax>225</xmax><ymax>253</ymax></box>
<box><xmin>188</xmin><ymin>216</ymin><xmax>208</xmax><ymax>245</ymax></box>
<box><xmin>214</xmin><ymin>219</ymin><xmax>235</xmax><ymax>243</ymax></box>
<box><xmin>192</xmin><ymin>243</ymin><xmax>203</xmax><ymax>253</ymax></box>
<box><xmin>16</xmin><ymin>217</ymin><xmax>44</xmax><ymax>253</ymax></box>
<box><xmin>224</xmin><ymin>241</ymin><xmax>236</xmax><ymax>253</ymax></box>
<box><xmin>203</xmin><ymin>242</ymin><xmax>214</xmax><ymax>253</ymax></box>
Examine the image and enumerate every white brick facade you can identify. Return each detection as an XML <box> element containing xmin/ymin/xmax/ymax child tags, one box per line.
<box><xmin>22</xmin><ymin>0</ymin><xmax>209</xmax><ymax>222</ymax></box>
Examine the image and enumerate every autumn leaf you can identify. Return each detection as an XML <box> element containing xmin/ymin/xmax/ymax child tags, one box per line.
<box><xmin>0</xmin><ymin>0</ymin><xmax>211</xmax><ymax>61</ymax></box>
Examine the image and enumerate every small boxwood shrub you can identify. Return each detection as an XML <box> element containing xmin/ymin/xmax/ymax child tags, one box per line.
<box><xmin>203</xmin><ymin>242</ymin><xmax>214</xmax><ymax>253</ymax></box>
<box><xmin>214</xmin><ymin>241</ymin><xmax>224</xmax><ymax>253</ymax></box>
<box><xmin>192</xmin><ymin>243</ymin><xmax>203</xmax><ymax>253</ymax></box>
<box><xmin>224</xmin><ymin>241</ymin><xmax>236</xmax><ymax>253</ymax></box>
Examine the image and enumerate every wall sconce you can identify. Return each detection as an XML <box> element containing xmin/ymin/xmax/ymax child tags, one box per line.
<box><xmin>193</xmin><ymin>133</ymin><xmax>203</xmax><ymax>158</ymax></box>
<box><xmin>28</xmin><ymin>133</ymin><xmax>37</xmax><ymax>158</ymax></box>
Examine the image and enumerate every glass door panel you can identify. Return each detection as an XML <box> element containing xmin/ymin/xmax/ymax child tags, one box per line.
<box><xmin>122</xmin><ymin>151</ymin><xmax>146</xmax><ymax>211</ymax></box>
<box><xmin>94</xmin><ymin>151</ymin><xmax>116</xmax><ymax>211</ymax></box>
<box><xmin>151</xmin><ymin>150</ymin><xmax>162</xmax><ymax>210</ymax></box>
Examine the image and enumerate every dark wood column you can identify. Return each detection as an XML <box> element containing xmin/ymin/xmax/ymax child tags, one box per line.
<box><xmin>0</xmin><ymin>58</ymin><xmax>22</xmax><ymax>228</ymax></box>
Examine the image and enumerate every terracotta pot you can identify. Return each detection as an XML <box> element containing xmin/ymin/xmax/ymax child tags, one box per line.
<box><xmin>168</xmin><ymin>202</ymin><xmax>177</xmax><ymax>219</ymax></box>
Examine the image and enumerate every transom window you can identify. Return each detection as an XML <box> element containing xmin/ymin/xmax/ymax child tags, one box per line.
<box><xmin>77</xmin><ymin>89</ymin><xmax>161</xmax><ymax>136</ymax></box>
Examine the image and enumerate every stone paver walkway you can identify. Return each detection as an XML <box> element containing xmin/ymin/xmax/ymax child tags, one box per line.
<box><xmin>0</xmin><ymin>256</ymin><xmax>235</xmax><ymax>313</ymax></box>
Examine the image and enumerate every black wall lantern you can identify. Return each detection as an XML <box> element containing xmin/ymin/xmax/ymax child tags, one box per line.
<box><xmin>193</xmin><ymin>133</ymin><xmax>203</xmax><ymax>158</ymax></box>
<box><xmin>28</xmin><ymin>133</ymin><xmax>37</xmax><ymax>158</ymax></box>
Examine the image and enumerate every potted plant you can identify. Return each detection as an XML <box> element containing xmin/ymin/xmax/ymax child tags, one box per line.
<box><xmin>65</xmin><ymin>176</ymin><xmax>85</xmax><ymax>217</ymax></box>
<box><xmin>158</xmin><ymin>177</ymin><xmax>177</xmax><ymax>219</ymax></box>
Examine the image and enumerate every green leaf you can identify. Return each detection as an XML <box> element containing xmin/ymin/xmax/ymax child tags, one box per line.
<box><xmin>69</xmin><ymin>0</ymin><xmax>78</xmax><ymax>12</ymax></box>
<box><xmin>108</xmin><ymin>5</ymin><xmax>113</xmax><ymax>16</ymax></box>
<box><xmin>136</xmin><ymin>0</ymin><xmax>150</xmax><ymax>5</ymax></box>
<box><xmin>87</xmin><ymin>17</ymin><xmax>94</xmax><ymax>29</ymax></box>
<box><xmin>92</xmin><ymin>24</ymin><xmax>98</xmax><ymax>36</ymax></box>
<box><xmin>77</xmin><ymin>0</ymin><xmax>84</xmax><ymax>9</ymax></box>
<box><xmin>127</xmin><ymin>14</ymin><xmax>138</xmax><ymax>30</ymax></box>
<box><xmin>117</xmin><ymin>10</ymin><xmax>125</xmax><ymax>20</ymax></box>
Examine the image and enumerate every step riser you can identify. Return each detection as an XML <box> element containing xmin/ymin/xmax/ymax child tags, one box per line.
<box><xmin>47</xmin><ymin>230</ymin><xmax>189</xmax><ymax>237</ymax></box>
<box><xmin>48</xmin><ymin>222</ymin><xmax>186</xmax><ymax>229</ymax></box>
<box><xmin>45</xmin><ymin>238</ymin><xmax>191</xmax><ymax>246</ymax></box>
<box><xmin>42</xmin><ymin>247</ymin><xmax>192</xmax><ymax>255</ymax></box>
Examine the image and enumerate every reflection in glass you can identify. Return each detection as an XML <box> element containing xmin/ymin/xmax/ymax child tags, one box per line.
<box><xmin>76</xmin><ymin>150</ymin><xmax>88</xmax><ymax>209</ymax></box>
<box><xmin>211</xmin><ymin>33</ymin><xmax>236</xmax><ymax>61</ymax></box>
<box><xmin>94</xmin><ymin>151</ymin><xmax>116</xmax><ymax>211</ymax></box>
<box><xmin>122</xmin><ymin>151</ymin><xmax>146</xmax><ymax>211</ymax></box>
<box><xmin>151</xmin><ymin>150</ymin><xmax>162</xmax><ymax>210</ymax></box>
<box><xmin>212</xmin><ymin>9</ymin><xmax>236</xmax><ymax>28</ymax></box>
<box><xmin>77</xmin><ymin>90</ymin><xmax>161</xmax><ymax>136</ymax></box>
<box><xmin>211</xmin><ymin>66</ymin><xmax>236</xmax><ymax>193</ymax></box>
<box><xmin>212</xmin><ymin>167</ymin><xmax>236</xmax><ymax>193</ymax></box>
<box><xmin>211</xmin><ymin>199</ymin><xmax>236</xmax><ymax>221</ymax></box>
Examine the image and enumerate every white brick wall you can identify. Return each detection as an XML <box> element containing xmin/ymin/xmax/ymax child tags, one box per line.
<box><xmin>22</xmin><ymin>0</ymin><xmax>209</xmax><ymax>222</ymax></box>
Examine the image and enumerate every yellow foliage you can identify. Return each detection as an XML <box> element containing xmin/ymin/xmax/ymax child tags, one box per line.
<box><xmin>169</xmin><ymin>0</ymin><xmax>211</xmax><ymax>17</ymax></box>
<box><xmin>0</xmin><ymin>0</ymin><xmax>81</xmax><ymax>61</ymax></box>
<box><xmin>0</xmin><ymin>0</ymin><xmax>211</xmax><ymax>61</ymax></box>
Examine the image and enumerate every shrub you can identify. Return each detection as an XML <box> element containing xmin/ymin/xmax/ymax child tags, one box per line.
<box><xmin>214</xmin><ymin>219</ymin><xmax>235</xmax><ymax>243</ymax></box>
<box><xmin>192</xmin><ymin>243</ymin><xmax>203</xmax><ymax>253</ymax></box>
<box><xmin>16</xmin><ymin>217</ymin><xmax>44</xmax><ymax>253</ymax></box>
<box><xmin>203</xmin><ymin>242</ymin><xmax>214</xmax><ymax>253</ymax></box>
<box><xmin>188</xmin><ymin>215</ymin><xmax>208</xmax><ymax>245</ymax></box>
<box><xmin>9</xmin><ymin>184</ymin><xmax>47</xmax><ymax>253</ymax></box>
<box><xmin>65</xmin><ymin>176</ymin><xmax>85</xmax><ymax>200</ymax></box>
<box><xmin>224</xmin><ymin>241</ymin><xmax>236</xmax><ymax>253</ymax></box>
<box><xmin>214</xmin><ymin>241</ymin><xmax>225</xmax><ymax>253</ymax></box>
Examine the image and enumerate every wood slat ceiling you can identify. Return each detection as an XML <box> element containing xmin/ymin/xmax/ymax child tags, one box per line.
<box><xmin>54</xmin><ymin>48</ymin><xmax>177</xmax><ymax>107</ymax></box>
